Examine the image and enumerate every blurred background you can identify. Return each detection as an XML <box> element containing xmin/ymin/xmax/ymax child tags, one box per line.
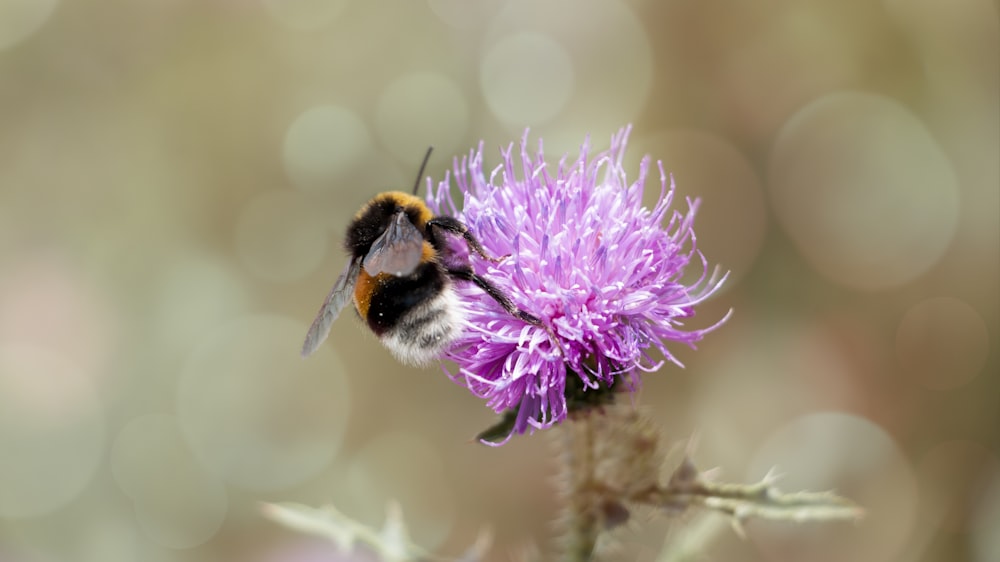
<box><xmin>0</xmin><ymin>0</ymin><xmax>997</xmax><ymax>560</ymax></box>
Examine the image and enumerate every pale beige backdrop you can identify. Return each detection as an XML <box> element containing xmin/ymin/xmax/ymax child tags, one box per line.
<box><xmin>0</xmin><ymin>0</ymin><xmax>997</xmax><ymax>561</ymax></box>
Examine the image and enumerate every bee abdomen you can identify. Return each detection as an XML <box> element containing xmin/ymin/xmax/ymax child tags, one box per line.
<box><xmin>380</xmin><ymin>289</ymin><xmax>465</xmax><ymax>366</ymax></box>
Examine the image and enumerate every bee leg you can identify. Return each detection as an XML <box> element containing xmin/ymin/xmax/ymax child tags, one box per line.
<box><xmin>426</xmin><ymin>217</ymin><xmax>508</xmax><ymax>263</ymax></box>
<box><xmin>449</xmin><ymin>266</ymin><xmax>568</xmax><ymax>358</ymax></box>
<box><xmin>445</xmin><ymin>266</ymin><xmax>539</xmax><ymax>324</ymax></box>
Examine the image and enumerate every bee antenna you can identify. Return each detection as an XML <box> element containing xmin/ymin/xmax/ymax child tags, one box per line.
<box><xmin>411</xmin><ymin>146</ymin><xmax>433</xmax><ymax>195</ymax></box>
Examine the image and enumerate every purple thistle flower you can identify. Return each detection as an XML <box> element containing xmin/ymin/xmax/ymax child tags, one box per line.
<box><xmin>426</xmin><ymin>126</ymin><xmax>730</xmax><ymax>444</ymax></box>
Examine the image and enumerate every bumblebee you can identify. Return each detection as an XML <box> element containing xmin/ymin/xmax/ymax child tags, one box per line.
<box><xmin>301</xmin><ymin>149</ymin><xmax>540</xmax><ymax>365</ymax></box>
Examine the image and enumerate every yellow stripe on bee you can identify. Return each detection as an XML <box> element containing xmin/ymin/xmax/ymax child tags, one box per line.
<box><xmin>356</xmin><ymin>191</ymin><xmax>434</xmax><ymax>227</ymax></box>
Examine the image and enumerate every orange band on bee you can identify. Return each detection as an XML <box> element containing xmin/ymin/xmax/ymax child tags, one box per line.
<box><xmin>421</xmin><ymin>241</ymin><xmax>436</xmax><ymax>263</ymax></box>
<box><xmin>355</xmin><ymin>191</ymin><xmax>434</xmax><ymax>227</ymax></box>
<box><xmin>353</xmin><ymin>268</ymin><xmax>378</xmax><ymax>319</ymax></box>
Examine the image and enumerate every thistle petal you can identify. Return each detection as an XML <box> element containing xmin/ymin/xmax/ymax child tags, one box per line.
<box><xmin>428</xmin><ymin>127</ymin><xmax>729</xmax><ymax>438</ymax></box>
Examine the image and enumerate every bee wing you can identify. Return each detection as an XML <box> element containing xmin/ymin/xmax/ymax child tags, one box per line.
<box><xmin>361</xmin><ymin>211</ymin><xmax>425</xmax><ymax>277</ymax></box>
<box><xmin>301</xmin><ymin>258</ymin><xmax>362</xmax><ymax>357</ymax></box>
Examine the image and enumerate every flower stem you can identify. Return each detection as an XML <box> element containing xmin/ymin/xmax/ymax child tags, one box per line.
<box><xmin>558</xmin><ymin>414</ymin><xmax>601</xmax><ymax>562</ymax></box>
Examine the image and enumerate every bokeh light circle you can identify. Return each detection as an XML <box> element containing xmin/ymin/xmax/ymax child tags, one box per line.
<box><xmin>78</xmin><ymin>517</ymin><xmax>183</xmax><ymax>562</ymax></box>
<box><xmin>374</xmin><ymin>72</ymin><xmax>469</xmax><ymax>165</ymax></box>
<box><xmin>110</xmin><ymin>414</ymin><xmax>228</xmax><ymax>548</ymax></box>
<box><xmin>0</xmin><ymin>344</ymin><xmax>105</xmax><ymax>518</ymax></box>
<box><xmin>896</xmin><ymin>297</ymin><xmax>990</xmax><ymax>390</ymax></box>
<box><xmin>345</xmin><ymin>431</ymin><xmax>455</xmax><ymax>550</ymax></box>
<box><xmin>235</xmin><ymin>189</ymin><xmax>329</xmax><ymax>283</ymax></box>
<box><xmin>260</xmin><ymin>0</ymin><xmax>348</xmax><ymax>31</ymax></box>
<box><xmin>694</xmin><ymin>317</ymin><xmax>858</xmax><ymax>470</ymax></box>
<box><xmin>748</xmin><ymin>412</ymin><xmax>918</xmax><ymax>562</ymax></box>
<box><xmin>484</xmin><ymin>0</ymin><xmax>652</xmax><ymax>139</ymax></box>
<box><xmin>152</xmin><ymin>255</ymin><xmax>249</xmax><ymax>354</ymax></box>
<box><xmin>283</xmin><ymin>105</ymin><xmax>372</xmax><ymax>192</ymax></box>
<box><xmin>768</xmin><ymin>91</ymin><xmax>960</xmax><ymax>290</ymax></box>
<box><xmin>480</xmin><ymin>32</ymin><xmax>574</xmax><ymax>127</ymax></box>
<box><xmin>133</xmin><ymin>498</ymin><xmax>228</xmax><ymax>551</ymax></box>
<box><xmin>0</xmin><ymin>0</ymin><xmax>59</xmax><ymax>51</ymax></box>
<box><xmin>177</xmin><ymin>314</ymin><xmax>349</xmax><ymax>491</ymax></box>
